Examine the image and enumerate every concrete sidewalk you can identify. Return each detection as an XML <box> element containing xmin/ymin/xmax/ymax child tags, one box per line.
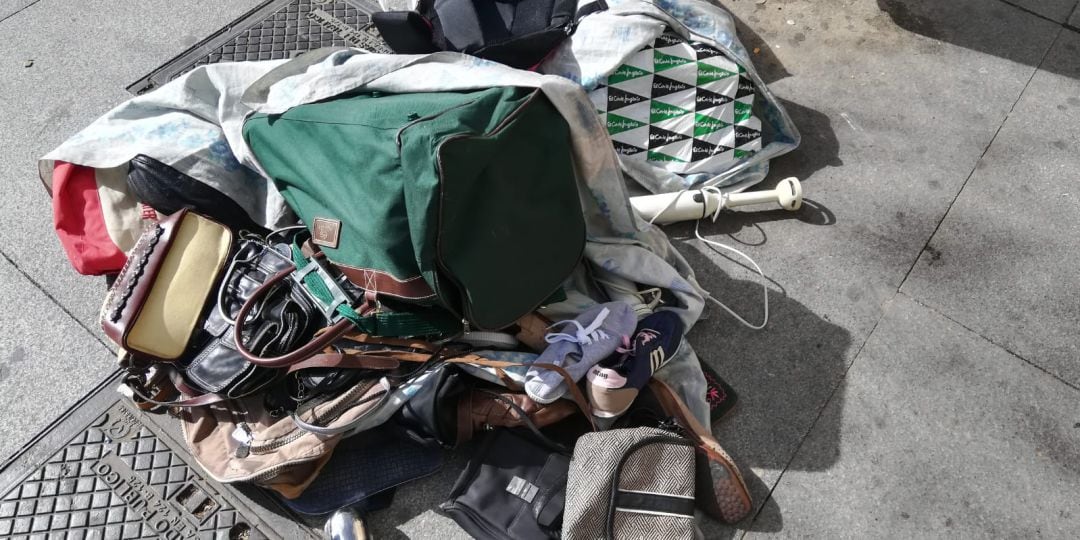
<box><xmin>1</xmin><ymin>0</ymin><xmax>1077</xmax><ymax>537</ymax></box>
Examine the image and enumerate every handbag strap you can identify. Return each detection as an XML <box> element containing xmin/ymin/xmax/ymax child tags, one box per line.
<box><xmin>234</xmin><ymin>264</ymin><xmax>453</xmax><ymax>367</ymax></box>
<box><xmin>285</xmin><ymin>352</ymin><xmax>404</xmax><ymax>373</ymax></box>
<box><xmin>646</xmin><ymin>378</ymin><xmax>752</xmax><ymax>521</ymax></box>
<box><xmin>290</xmin><ymin>380</ymin><xmax>394</xmax><ymax>436</ymax></box>
<box><xmin>123</xmin><ymin>367</ymin><xmax>228</xmax><ymax>408</ymax></box>
<box><xmin>287</xmin><ymin>341</ymin><xmax>455</xmax><ymax>436</ymax></box>
<box><xmin>474</xmin><ymin>388</ymin><xmax>570</xmax><ymax>454</ymax></box>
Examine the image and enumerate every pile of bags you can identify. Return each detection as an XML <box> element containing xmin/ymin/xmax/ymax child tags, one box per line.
<box><xmin>40</xmin><ymin>0</ymin><xmax>799</xmax><ymax>537</ymax></box>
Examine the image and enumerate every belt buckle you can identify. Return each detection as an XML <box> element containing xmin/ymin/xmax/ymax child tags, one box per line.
<box><xmin>290</xmin><ymin>257</ymin><xmax>352</xmax><ymax>323</ymax></box>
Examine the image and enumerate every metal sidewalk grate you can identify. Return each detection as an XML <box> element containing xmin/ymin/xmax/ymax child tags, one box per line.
<box><xmin>128</xmin><ymin>0</ymin><xmax>390</xmax><ymax>95</ymax></box>
<box><xmin>0</xmin><ymin>374</ymin><xmax>316</xmax><ymax>539</ymax></box>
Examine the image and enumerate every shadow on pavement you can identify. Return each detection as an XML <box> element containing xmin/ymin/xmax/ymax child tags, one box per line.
<box><xmin>769</xmin><ymin>98</ymin><xmax>844</xmax><ymax>180</ymax></box>
<box><xmin>363</xmin><ymin>264</ymin><xmax>851</xmax><ymax>537</ymax></box>
<box><xmin>673</xmin><ymin>243</ymin><xmax>854</xmax><ymax>533</ymax></box>
<box><xmin>726</xmin><ymin>9</ymin><xmax>845</xmax><ymax>182</ymax></box>
<box><xmin>728</xmin><ymin>8</ymin><xmax>792</xmax><ymax>86</ymax></box>
<box><xmin>877</xmin><ymin>0</ymin><xmax>1077</xmax><ymax>78</ymax></box>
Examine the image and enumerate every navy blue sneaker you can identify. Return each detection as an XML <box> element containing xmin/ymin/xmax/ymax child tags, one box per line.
<box><xmin>586</xmin><ymin>310</ymin><xmax>685</xmax><ymax>418</ymax></box>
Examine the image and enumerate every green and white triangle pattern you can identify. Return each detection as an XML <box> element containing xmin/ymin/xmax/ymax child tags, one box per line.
<box><xmin>590</xmin><ymin>29</ymin><xmax>762</xmax><ymax>173</ymax></box>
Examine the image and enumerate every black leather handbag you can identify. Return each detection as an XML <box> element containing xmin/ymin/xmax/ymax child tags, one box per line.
<box><xmin>126</xmin><ymin>154</ymin><xmax>265</xmax><ymax>234</ymax></box>
<box><xmin>396</xmin><ymin>363</ymin><xmax>470</xmax><ymax>448</ymax></box>
<box><xmin>179</xmin><ymin>227</ymin><xmax>324</xmax><ymax>399</ymax></box>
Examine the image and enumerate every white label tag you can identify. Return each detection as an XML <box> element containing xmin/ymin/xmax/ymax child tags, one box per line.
<box><xmin>506</xmin><ymin>476</ymin><xmax>539</xmax><ymax>503</ymax></box>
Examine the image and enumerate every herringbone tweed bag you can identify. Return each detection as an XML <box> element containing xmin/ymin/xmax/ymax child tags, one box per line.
<box><xmin>563</xmin><ymin>427</ymin><xmax>699</xmax><ymax>539</ymax></box>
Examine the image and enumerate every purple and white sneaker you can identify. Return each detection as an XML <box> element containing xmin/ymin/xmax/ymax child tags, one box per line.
<box><xmin>586</xmin><ymin>310</ymin><xmax>685</xmax><ymax>418</ymax></box>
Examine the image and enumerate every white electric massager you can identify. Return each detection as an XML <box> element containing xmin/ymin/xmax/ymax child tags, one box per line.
<box><xmin>630</xmin><ymin>177</ymin><xmax>803</xmax><ymax>225</ymax></box>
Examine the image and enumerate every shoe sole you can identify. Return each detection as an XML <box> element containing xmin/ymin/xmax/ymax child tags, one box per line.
<box><xmin>647</xmin><ymin>379</ymin><xmax>752</xmax><ymax>524</ymax></box>
<box><xmin>589</xmin><ymin>401</ymin><xmax>633</xmax><ymax>419</ymax></box>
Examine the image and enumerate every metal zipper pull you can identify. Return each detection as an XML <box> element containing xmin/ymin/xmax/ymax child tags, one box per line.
<box><xmin>659</xmin><ymin>417</ymin><xmax>688</xmax><ymax>437</ymax></box>
<box><xmin>232</xmin><ymin>424</ymin><xmax>253</xmax><ymax>458</ymax></box>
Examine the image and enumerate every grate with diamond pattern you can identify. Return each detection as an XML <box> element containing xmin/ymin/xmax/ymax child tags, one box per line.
<box><xmin>0</xmin><ymin>383</ymin><xmax>316</xmax><ymax>540</ymax></box>
<box><xmin>128</xmin><ymin>0</ymin><xmax>389</xmax><ymax>94</ymax></box>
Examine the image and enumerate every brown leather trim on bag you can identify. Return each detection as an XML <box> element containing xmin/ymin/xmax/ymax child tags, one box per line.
<box><xmin>126</xmin><ymin>369</ymin><xmax>179</xmax><ymax>411</ymax></box>
<box><xmin>512</xmin><ymin>312</ymin><xmax>553</xmax><ymax>352</ymax></box>
<box><xmin>286</xmin><ymin>352</ymin><xmax>402</xmax><ymax>373</ymax></box>
<box><xmin>233</xmin><ymin>267</ymin><xmax>357</xmax><ymax>368</ymax></box>
<box><xmin>332</xmin><ymin>331</ymin><xmax>440</xmax><ymax>354</ymax></box>
<box><xmin>123</xmin><ymin>367</ymin><xmax>228</xmax><ymax>409</ymax></box>
<box><xmin>647</xmin><ymin>379</ymin><xmax>752</xmax><ymax>524</ymax></box>
<box><xmin>101</xmin><ymin>210</ymin><xmax>187</xmax><ymax>350</ymax></box>
<box><xmin>457</xmin><ymin>393</ymin><xmax>476</xmax><ymax>444</ymax></box>
<box><xmin>467</xmin><ymin>390</ymin><xmax>577</xmax><ymax>442</ymax></box>
<box><xmin>333</xmin><ymin>262</ymin><xmax>437</xmax><ymax>301</ymax></box>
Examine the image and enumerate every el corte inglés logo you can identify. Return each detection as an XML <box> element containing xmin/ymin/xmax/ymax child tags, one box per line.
<box><xmin>650</xmin><ymin>132</ymin><xmax>683</xmax><ymax>144</ymax></box>
<box><xmin>699</xmin><ymin>93</ymin><xmax>729</xmax><ymax>106</ymax></box>
<box><xmin>608</xmin><ymin>93</ymin><xmax>640</xmax><ymax>104</ymax></box>
<box><xmin>653</xmin><ymin>80</ymin><xmax>686</xmax><ymax>92</ymax></box>
<box><xmin>608</xmin><ymin>118</ymin><xmax>640</xmax><ymax>131</ymax></box>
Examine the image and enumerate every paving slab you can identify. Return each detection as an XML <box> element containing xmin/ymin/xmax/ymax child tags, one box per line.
<box><xmin>679</xmin><ymin>0</ymin><xmax>1059</xmax><ymax>527</ymax></box>
<box><xmin>901</xmin><ymin>29</ymin><xmax>1080</xmax><ymax>388</ymax></box>
<box><xmin>1005</xmin><ymin>0</ymin><xmax>1079</xmax><ymax>23</ymax></box>
<box><xmin>0</xmin><ymin>255</ymin><xmax>115</xmax><ymax>461</ymax></box>
<box><xmin>748</xmin><ymin>294</ymin><xmax>1080</xmax><ymax>537</ymax></box>
<box><xmin>366</xmin><ymin>453</ymin><xmax>472</xmax><ymax>539</ymax></box>
<box><xmin>1071</xmin><ymin>4</ymin><xmax>1080</xmax><ymax>27</ymax></box>
<box><xmin>0</xmin><ymin>0</ymin><xmax>33</xmax><ymax>21</ymax></box>
<box><xmin>872</xmin><ymin>0</ymin><xmax>1077</xmax><ymax>80</ymax></box>
<box><xmin>0</xmin><ymin>0</ymin><xmax>1069</xmax><ymax>537</ymax></box>
<box><xmin>0</xmin><ymin>0</ymin><xmax>264</xmax><ymax>331</ymax></box>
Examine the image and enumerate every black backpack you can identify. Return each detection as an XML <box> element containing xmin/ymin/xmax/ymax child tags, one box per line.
<box><xmin>373</xmin><ymin>0</ymin><xmax>606</xmax><ymax>69</ymax></box>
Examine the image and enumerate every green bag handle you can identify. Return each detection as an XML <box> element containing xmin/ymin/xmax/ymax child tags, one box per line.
<box><xmin>286</xmin><ymin>243</ymin><xmax>461</xmax><ymax>335</ymax></box>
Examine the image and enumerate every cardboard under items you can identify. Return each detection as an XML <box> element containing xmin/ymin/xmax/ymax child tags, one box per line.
<box><xmin>36</xmin><ymin>0</ymin><xmax>802</xmax><ymax>537</ymax></box>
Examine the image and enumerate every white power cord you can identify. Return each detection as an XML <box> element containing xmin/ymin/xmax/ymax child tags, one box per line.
<box><xmin>645</xmin><ymin>186</ymin><xmax>770</xmax><ymax>330</ymax></box>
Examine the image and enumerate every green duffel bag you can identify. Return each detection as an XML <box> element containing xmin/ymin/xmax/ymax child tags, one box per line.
<box><xmin>243</xmin><ymin>86</ymin><xmax>585</xmax><ymax>331</ymax></box>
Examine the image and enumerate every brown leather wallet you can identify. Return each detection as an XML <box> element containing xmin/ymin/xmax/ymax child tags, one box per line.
<box><xmin>100</xmin><ymin>209</ymin><xmax>233</xmax><ymax>362</ymax></box>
